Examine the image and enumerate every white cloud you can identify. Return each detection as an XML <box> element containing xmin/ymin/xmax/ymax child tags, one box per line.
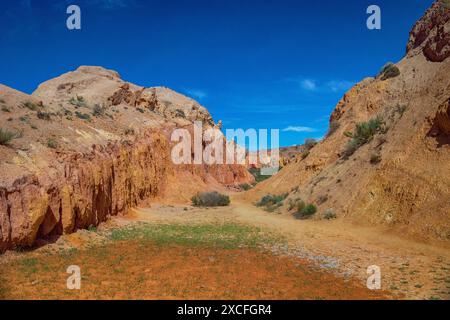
<box><xmin>300</xmin><ymin>79</ymin><xmax>317</xmax><ymax>91</ymax></box>
<box><xmin>184</xmin><ymin>89</ymin><xmax>207</xmax><ymax>100</ymax></box>
<box><xmin>282</xmin><ymin>126</ymin><xmax>317</xmax><ymax>133</ymax></box>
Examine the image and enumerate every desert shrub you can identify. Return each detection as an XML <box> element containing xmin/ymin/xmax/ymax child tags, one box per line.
<box><xmin>240</xmin><ymin>183</ymin><xmax>252</xmax><ymax>191</ymax></box>
<box><xmin>47</xmin><ymin>138</ymin><xmax>58</xmax><ymax>149</ymax></box>
<box><xmin>327</xmin><ymin>120</ymin><xmax>340</xmax><ymax>137</ymax></box>
<box><xmin>37</xmin><ymin>111</ymin><xmax>51</xmax><ymax>121</ymax></box>
<box><xmin>317</xmin><ymin>194</ymin><xmax>329</xmax><ymax>205</ymax></box>
<box><xmin>323</xmin><ymin>209</ymin><xmax>337</xmax><ymax>220</ymax></box>
<box><xmin>343</xmin><ymin>116</ymin><xmax>383</xmax><ymax>158</ymax></box>
<box><xmin>92</xmin><ymin>104</ymin><xmax>106</xmax><ymax>117</ymax></box>
<box><xmin>395</xmin><ymin>104</ymin><xmax>408</xmax><ymax>117</ymax></box>
<box><xmin>294</xmin><ymin>204</ymin><xmax>317</xmax><ymax>219</ymax></box>
<box><xmin>301</xmin><ymin>150</ymin><xmax>310</xmax><ymax>160</ymax></box>
<box><xmin>1</xmin><ymin>105</ymin><xmax>10</xmax><ymax>112</ymax></box>
<box><xmin>256</xmin><ymin>193</ymin><xmax>288</xmax><ymax>208</ymax></box>
<box><xmin>136</xmin><ymin>108</ymin><xmax>145</xmax><ymax>113</ymax></box>
<box><xmin>191</xmin><ymin>192</ymin><xmax>230</xmax><ymax>207</ymax></box>
<box><xmin>248</xmin><ymin>167</ymin><xmax>271</xmax><ymax>184</ymax></box>
<box><xmin>124</xmin><ymin>128</ymin><xmax>135</xmax><ymax>135</ymax></box>
<box><xmin>69</xmin><ymin>96</ymin><xmax>87</xmax><ymax>108</ymax></box>
<box><xmin>379</xmin><ymin>63</ymin><xmax>400</xmax><ymax>80</ymax></box>
<box><xmin>0</xmin><ymin>128</ymin><xmax>17</xmax><ymax>146</ymax></box>
<box><xmin>19</xmin><ymin>116</ymin><xmax>29</xmax><ymax>123</ymax></box>
<box><xmin>287</xmin><ymin>198</ymin><xmax>305</xmax><ymax>212</ymax></box>
<box><xmin>75</xmin><ymin>111</ymin><xmax>91</xmax><ymax>121</ymax></box>
<box><xmin>370</xmin><ymin>153</ymin><xmax>382</xmax><ymax>164</ymax></box>
<box><xmin>21</xmin><ymin>101</ymin><xmax>39</xmax><ymax>111</ymax></box>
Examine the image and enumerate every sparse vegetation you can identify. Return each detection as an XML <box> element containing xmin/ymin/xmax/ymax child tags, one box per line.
<box><xmin>395</xmin><ymin>104</ymin><xmax>408</xmax><ymax>118</ymax></box>
<box><xmin>108</xmin><ymin>222</ymin><xmax>283</xmax><ymax>249</ymax></box>
<box><xmin>46</xmin><ymin>138</ymin><xmax>58</xmax><ymax>149</ymax></box>
<box><xmin>1</xmin><ymin>105</ymin><xmax>10</xmax><ymax>112</ymax></box>
<box><xmin>136</xmin><ymin>108</ymin><xmax>145</xmax><ymax>113</ymax></box>
<box><xmin>379</xmin><ymin>63</ymin><xmax>400</xmax><ymax>81</ymax></box>
<box><xmin>124</xmin><ymin>128</ymin><xmax>135</xmax><ymax>135</ymax></box>
<box><xmin>343</xmin><ymin>115</ymin><xmax>383</xmax><ymax>158</ymax></box>
<box><xmin>21</xmin><ymin>101</ymin><xmax>40</xmax><ymax>111</ymax></box>
<box><xmin>69</xmin><ymin>96</ymin><xmax>87</xmax><ymax>108</ymax></box>
<box><xmin>92</xmin><ymin>104</ymin><xmax>106</xmax><ymax>117</ymax></box>
<box><xmin>0</xmin><ymin>128</ymin><xmax>17</xmax><ymax>146</ymax></box>
<box><xmin>240</xmin><ymin>183</ymin><xmax>252</xmax><ymax>191</ymax></box>
<box><xmin>294</xmin><ymin>204</ymin><xmax>317</xmax><ymax>219</ymax></box>
<box><xmin>256</xmin><ymin>193</ymin><xmax>288</xmax><ymax>212</ymax></box>
<box><xmin>323</xmin><ymin>209</ymin><xmax>337</xmax><ymax>220</ymax></box>
<box><xmin>75</xmin><ymin>111</ymin><xmax>91</xmax><ymax>121</ymax></box>
<box><xmin>287</xmin><ymin>198</ymin><xmax>306</xmax><ymax>212</ymax></box>
<box><xmin>37</xmin><ymin>111</ymin><xmax>51</xmax><ymax>121</ymax></box>
<box><xmin>317</xmin><ymin>195</ymin><xmax>329</xmax><ymax>205</ymax></box>
<box><xmin>370</xmin><ymin>153</ymin><xmax>382</xmax><ymax>164</ymax></box>
<box><xmin>191</xmin><ymin>192</ymin><xmax>230</xmax><ymax>207</ymax></box>
<box><xmin>327</xmin><ymin>120</ymin><xmax>340</xmax><ymax>137</ymax></box>
<box><xmin>304</xmin><ymin>138</ymin><xmax>318</xmax><ymax>150</ymax></box>
<box><xmin>249</xmin><ymin>167</ymin><xmax>271</xmax><ymax>184</ymax></box>
<box><xmin>301</xmin><ymin>150</ymin><xmax>310</xmax><ymax>160</ymax></box>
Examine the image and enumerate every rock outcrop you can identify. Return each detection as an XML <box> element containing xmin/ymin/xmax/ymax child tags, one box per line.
<box><xmin>0</xmin><ymin>68</ymin><xmax>253</xmax><ymax>250</ymax></box>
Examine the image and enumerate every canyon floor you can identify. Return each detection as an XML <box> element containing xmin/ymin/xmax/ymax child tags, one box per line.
<box><xmin>0</xmin><ymin>194</ymin><xmax>449</xmax><ymax>300</ymax></box>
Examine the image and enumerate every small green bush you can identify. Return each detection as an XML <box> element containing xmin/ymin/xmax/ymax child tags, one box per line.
<box><xmin>240</xmin><ymin>183</ymin><xmax>252</xmax><ymax>191</ymax></box>
<box><xmin>323</xmin><ymin>209</ymin><xmax>337</xmax><ymax>220</ymax></box>
<box><xmin>0</xmin><ymin>128</ymin><xmax>17</xmax><ymax>146</ymax></box>
<box><xmin>248</xmin><ymin>167</ymin><xmax>271</xmax><ymax>184</ymax></box>
<box><xmin>256</xmin><ymin>193</ymin><xmax>288</xmax><ymax>207</ymax></box>
<box><xmin>75</xmin><ymin>111</ymin><xmax>91</xmax><ymax>121</ymax></box>
<box><xmin>317</xmin><ymin>195</ymin><xmax>329</xmax><ymax>205</ymax></box>
<box><xmin>191</xmin><ymin>192</ymin><xmax>230</xmax><ymax>207</ymax></box>
<box><xmin>379</xmin><ymin>63</ymin><xmax>400</xmax><ymax>80</ymax></box>
<box><xmin>124</xmin><ymin>128</ymin><xmax>135</xmax><ymax>135</ymax></box>
<box><xmin>304</xmin><ymin>138</ymin><xmax>317</xmax><ymax>150</ymax></box>
<box><xmin>92</xmin><ymin>104</ymin><xmax>106</xmax><ymax>117</ymax></box>
<box><xmin>301</xmin><ymin>150</ymin><xmax>310</xmax><ymax>160</ymax></box>
<box><xmin>69</xmin><ymin>96</ymin><xmax>87</xmax><ymax>108</ymax></box>
<box><xmin>21</xmin><ymin>101</ymin><xmax>39</xmax><ymax>111</ymax></box>
<box><xmin>343</xmin><ymin>116</ymin><xmax>383</xmax><ymax>158</ymax></box>
<box><xmin>327</xmin><ymin>120</ymin><xmax>340</xmax><ymax>137</ymax></box>
<box><xmin>370</xmin><ymin>153</ymin><xmax>382</xmax><ymax>164</ymax></box>
<box><xmin>47</xmin><ymin>138</ymin><xmax>58</xmax><ymax>149</ymax></box>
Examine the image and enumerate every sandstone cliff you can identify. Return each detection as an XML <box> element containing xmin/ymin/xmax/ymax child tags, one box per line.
<box><xmin>0</xmin><ymin>67</ymin><xmax>253</xmax><ymax>250</ymax></box>
<box><xmin>244</xmin><ymin>0</ymin><xmax>450</xmax><ymax>242</ymax></box>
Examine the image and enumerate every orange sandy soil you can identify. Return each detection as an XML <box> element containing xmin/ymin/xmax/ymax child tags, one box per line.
<box><xmin>0</xmin><ymin>240</ymin><xmax>386</xmax><ymax>300</ymax></box>
<box><xmin>1</xmin><ymin>199</ymin><xmax>449</xmax><ymax>300</ymax></box>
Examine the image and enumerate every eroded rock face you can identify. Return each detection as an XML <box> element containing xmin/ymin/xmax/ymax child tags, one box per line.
<box><xmin>407</xmin><ymin>0</ymin><xmax>450</xmax><ymax>62</ymax></box>
<box><xmin>0</xmin><ymin>67</ymin><xmax>253</xmax><ymax>251</ymax></box>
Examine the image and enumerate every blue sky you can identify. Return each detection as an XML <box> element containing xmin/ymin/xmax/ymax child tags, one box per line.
<box><xmin>0</xmin><ymin>0</ymin><xmax>433</xmax><ymax>147</ymax></box>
